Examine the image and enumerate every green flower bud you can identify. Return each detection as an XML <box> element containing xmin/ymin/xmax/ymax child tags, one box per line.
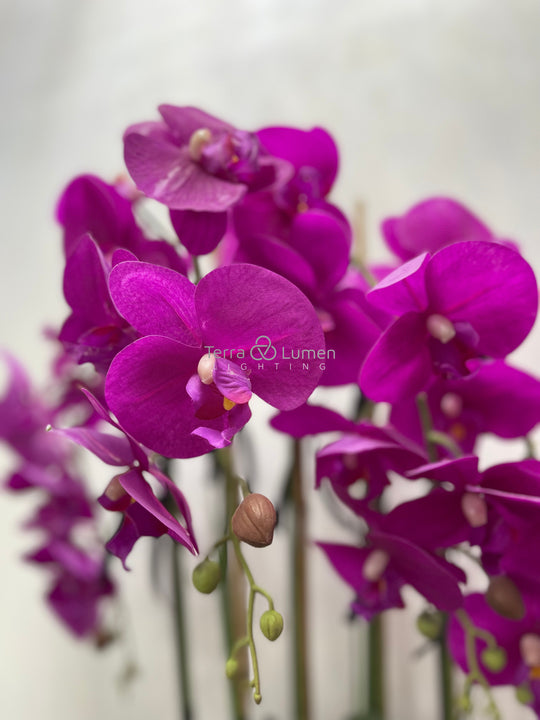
<box><xmin>192</xmin><ymin>559</ymin><xmax>221</xmax><ymax>594</ymax></box>
<box><xmin>225</xmin><ymin>658</ymin><xmax>238</xmax><ymax>678</ymax></box>
<box><xmin>260</xmin><ymin>610</ymin><xmax>284</xmax><ymax>641</ymax></box>
<box><xmin>253</xmin><ymin>693</ymin><xmax>262</xmax><ymax>705</ymax></box>
<box><xmin>481</xmin><ymin>646</ymin><xmax>507</xmax><ymax>673</ymax></box>
<box><xmin>416</xmin><ymin>610</ymin><xmax>445</xmax><ymax>641</ymax></box>
<box><xmin>516</xmin><ymin>684</ymin><xmax>534</xmax><ymax>705</ymax></box>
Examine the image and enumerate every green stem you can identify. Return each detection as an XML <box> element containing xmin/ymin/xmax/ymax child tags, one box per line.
<box><xmin>161</xmin><ymin>463</ymin><xmax>194</xmax><ymax>720</ymax></box>
<box><xmin>368</xmin><ymin>615</ymin><xmax>384</xmax><ymax>720</ymax></box>
<box><xmin>416</xmin><ymin>393</ymin><xmax>438</xmax><ymax>463</ymax></box>
<box><xmin>171</xmin><ymin>538</ymin><xmax>193</xmax><ymax>720</ymax></box>
<box><xmin>437</xmin><ymin>626</ymin><xmax>453</xmax><ymax>720</ymax></box>
<box><xmin>415</xmin><ymin>398</ymin><xmax>459</xmax><ymax>719</ymax></box>
<box><xmin>218</xmin><ymin>447</ymin><xmax>247</xmax><ymax>720</ymax></box>
<box><xmin>292</xmin><ymin>439</ymin><xmax>310</xmax><ymax>720</ymax></box>
<box><xmin>231</xmin><ymin>534</ymin><xmax>263</xmax><ymax>704</ymax></box>
<box><xmin>427</xmin><ymin>430</ymin><xmax>462</xmax><ymax>459</ymax></box>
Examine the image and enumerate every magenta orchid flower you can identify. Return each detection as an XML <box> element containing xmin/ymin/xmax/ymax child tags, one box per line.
<box><xmin>318</xmin><ymin>530</ymin><xmax>465</xmax><ymax>621</ymax></box>
<box><xmin>360</xmin><ymin>241</ymin><xmax>538</xmax><ymax>403</ymax></box>
<box><xmin>390</xmin><ymin>360</ymin><xmax>540</xmax><ymax>453</ymax></box>
<box><xmin>104</xmin><ymin>262</ymin><xmax>325</xmax><ymax>458</ymax></box>
<box><xmin>55</xmin><ymin>390</ymin><xmax>198</xmax><ymax>568</ymax></box>
<box><xmin>124</xmin><ymin>106</ymin><xmax>293</xmax><ymax>255</ymax></box>
<box><xmin>59</xmin><ymin>235</ymin><xmax>138</xmax><ymax>370</ymax></box>
<box><xmin>57</xmin><ymin>173</ymin><xmax>188</xmax><ymax>273</ymax></box>
<box><xmin>381</xmin><ymin>196</ymin><xmax>516</xmax><ymax>261</ymax></box>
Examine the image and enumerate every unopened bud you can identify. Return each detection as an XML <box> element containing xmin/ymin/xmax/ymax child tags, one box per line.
<box><xmin>461</xmin><ymin>492</ymin><xmax>488</xmax><ymax>527</ymax></box>
<box><xmin>362</xmin><ymin>549</ymin><xmax>390</xmax><ymax>582</ymax></box>
<box><xmin>485</xmin><ymin>575</ymin><xmax>525</xmax><ymax>621</ymax></box>
<box><xmin>231</xmin><ymin>493</ymin><xmax>277</xmax><ymax>548</ymax></box>
<box><xmin>416</xmin><ymin>610</ymin><xmax>445</xmax><ymax>641</ymax></box>
<box><xmin>260</xmin><ymin>610</ymin><xmax>284</xmax><ymax>641</ymax></box>
<box><xmin>225</xmin><ymin>658</ymin><xmax>238</xmax><ymax>678</ymax></box>
<box><xmin>481</xmin><ymin>646</ymin><xmax>507</xmax><ymax>673</ymax></box>
<box><xmin>426</xmin><ymin>313</ymin><xmax>456</xmax><ymax>344</ymax></box>
<box><xmin>516</xmin><ymin>684</ymin><xmax>534</xmax><ymax>705</ymax></box>
<box><xmin>188</xmin><ymin>128</ymin><xmax>212</xmax><ymax>162</ymax></box>
<box><xmin>521</xmin><ymin>634</ymin><xmax>540</xmax><ymax>667</ymax></box>
<box><xmin>192</xmin><ymin>559</ymin><xmax>221</xmax><ymax>594</ymax></box>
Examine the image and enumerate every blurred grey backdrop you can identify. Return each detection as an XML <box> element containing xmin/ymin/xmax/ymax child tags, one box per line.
<box><xmin>1</xmin><ymin>1</ymin><xmax>540</xmax><ymax>719</ymax></box>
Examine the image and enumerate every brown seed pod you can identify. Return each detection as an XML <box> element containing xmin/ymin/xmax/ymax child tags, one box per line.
<box><xmin>231</xmin><ymin>493</ymin><xmax>277</xmax><ymax>548</ymax></box>
<box><xmin>485</xmin><ymin>575</ymin><xmax>525</xmax><ymax>621</ymax></box>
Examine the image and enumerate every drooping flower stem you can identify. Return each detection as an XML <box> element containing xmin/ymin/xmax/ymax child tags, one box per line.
<box><xmin>230</xmin><ymin>532</ymin><xmax>275</xmax><ymax>704</ymax></box>
<box><xmin>292</xmin><ymin>439</ymin><xmax>311</xmax><ymax>720</ymax></box>
<box><xmin>218</xmin><ymin>446</ymin><xmax>248</xmax><ymax>720</ymax></box>
<box><xmin>368</xmin><ymin>614</ymin><xmax>385</xmax><ymax>720</ymax></box>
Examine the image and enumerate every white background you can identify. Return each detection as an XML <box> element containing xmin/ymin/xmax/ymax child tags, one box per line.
<box><xmin>1</xmin><ymin>1</ymin><xmax>540</xmax><ymax>718</ymax></box>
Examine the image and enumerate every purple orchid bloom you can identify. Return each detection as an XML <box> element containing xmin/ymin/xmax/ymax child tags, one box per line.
<box><xmin>315</xmin><ymin>422</ymin><xmax>427</xmax><ymax>512</ymax></box>
<box><xmin>57</xmin><ymin>173</ymin><xmax>188</xmax><ymax>273</ymax></box>
<box><xmin>55</xmin><ymin>390</ymin><xmax>198</xmax><ymax>568</ymax></box>
<box><xmin>318</xmin><ymin>529</ymin><xmax>464</xmax><ymax>621</ymax></box>
<box><xmin>124</xmin><ymin>106</ymin><xmax>292</xmax><ymax>256</ymax></box>
<box><xmin>26</xmin><ymin>539</ymin><xmax>114</xmax><ymax>638</ymax></box>
<box><xmin>46</xmin><ymin>565</ymin><xmax>115</xmax><ymax>638</ymax></box>
<box><xmin>256</xmin><ymin>125</ymin><xmax>339</xmax><ymax>215</ymax></box>
<box><xmin>390</xmin><ymin>360</ymin><xmax>540</xmax><ymax>454</ymax></box>
<box><xmin>104</xmin><ymin>262</ymin><xmax>325</xmax><ymax>458</ymax></box>
<box><xmin>360</xmin><ymin>241</ymin><xmax>538</xmax><ymax>403</ymax></box>
<box><xmin>381</xmin><ymin>196</ymin><xmax>517</xmax><ymax>261</ymax></box>
<box><xmin>409</xmin><ymin>457</ymin><xmax>540</xmax><ymax>612</ymax></box>
<box><xmin>59</xmin><ymin>235</ymin><xmax>138</xmax><ymax>370</ymax></box>
<box><xmin>0</xmin><ymin>353</ymin><xmax>70</xmax><ymax>466</ymax></box>
<box><xmin>26</xmin><ymin>540</ymin><xmax>114</xmax><ymax>637</ymax></box>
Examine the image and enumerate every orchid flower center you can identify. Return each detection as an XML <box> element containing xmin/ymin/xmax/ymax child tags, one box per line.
<box><xmin>190</xmin><ymin>127</ymin><xmax>261</xmax><ymax>184</ymax></box>
<box><xmin>197</xmin><ymin>353</ymin><xmax>216</xmax><ymax>385</ymax></box>
<box><xmin>521</xmin><ymin>634</ymin><xmax>540</xmax><ymax>667</ymax></box>
<box><xmin>426</xmin><ymin>314</ymin><xmax>456</xmax><ymax>344</ymax></box>
<box><xmin>276</xmin><ymin>165</ymin><xmax>322</xmax><ymax>214</ymax></box>
<box><xmin>362</xmin><ymin>549</ymin><xmax>390</xmax><ymax>582</ymax></box>
<box><xmin>461</xmin><ymin>492</ymin><xmax>488</xmax><ymax>527</ymax></box>
<box><xmin>440</xmin><ymin>392</ymin><xmax>463</xmax><ymax>418</ymax></box>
